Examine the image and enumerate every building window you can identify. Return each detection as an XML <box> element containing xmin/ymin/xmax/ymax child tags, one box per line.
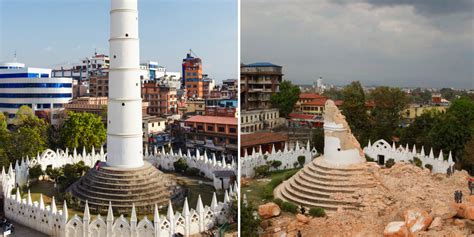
<box><xmin>207</xmin><ymin>126</ymin><xmax>214</xmax><ymax>131</ymax></box>
<box><xmin>218</xmin><ymin>127</ymin><xmax>225</xmax><ymax>132</ymax></box>
<box><xmin>197</xmin><ymin>125</ymin><xmax>203</xmax><ymax>130</ymax></box>
<box><xmin>229</xmin><ymin>128</ymin><xmax>236</xmax><ymax>133</ymax></box>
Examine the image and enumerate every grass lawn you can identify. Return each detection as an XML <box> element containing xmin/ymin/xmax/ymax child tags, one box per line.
<box><xmin>241</xmin><ymin>168</ymin><xmax>300</xmax><ymax>206</ymax></box>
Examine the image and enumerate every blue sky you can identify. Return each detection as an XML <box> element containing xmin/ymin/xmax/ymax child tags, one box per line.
<box><xmin>0</xmin><ymin>0</ymin><xmax>238</xmax><ymax>82</ymax></box>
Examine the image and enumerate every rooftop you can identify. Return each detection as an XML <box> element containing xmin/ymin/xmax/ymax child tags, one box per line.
<box><xmin>241</xmin><ymin>132</ymin><xmax>288</xmax><ymax>147</ymax></box>
<box><xmin>185</xmin><ymin>115</ymin><xmax>237</xmax><ymax>125</ymax></box>
<box><xmin>299</xmin><ymin>93</ymin><xmax>326</xmax><ymax>100</ymax></box>
<box><xmin>243</xmin><ymin>62</ymin><xmax>282</xmax><ymax>68</ymax></box>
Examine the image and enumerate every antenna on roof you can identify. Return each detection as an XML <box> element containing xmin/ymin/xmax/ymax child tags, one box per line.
<box><xmin>94</xmin><ymin>48</ymin><xmax>97</xmax><ymax>56</ymax></box>
<box><xmin>13</xmin><ymin>50</ymin><xmax>17</xmax><ymax>62</ymax></box>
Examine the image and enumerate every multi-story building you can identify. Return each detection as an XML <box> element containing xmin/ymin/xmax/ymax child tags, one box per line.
<box><xmin>182</xmin><ymin>53</ymin><xmax>203</xmax><ymax>98</ymax></box>
<box><xmin>142</xmin><ymin>82</ymin><xmax>177</xmax><ymax>117</ymax></box>
<box><xmin>0</xmin><ymin>62</ymin><xmax>73</xmax><ymax>125</ymax></box>
<box><xmin>52</xmin><ymin>53</ymin><xmax>110</xmax><ymax>81</ymax></box>
<box><xmin>241</xmin><ymin>109</ymin><xmax>280</xmax><ymax>134</ymax></box>
<box><xmin>184</xmin><ymin>115</ymin><xmax>238</xmax><ymax>157</ymax></box>
<box><xmin>240</xmin><ymin>62</ymin><xmax>283</xmax><ymax>133</ymax></box>
<box><xmin>89</xmin><ymin>72</ymin><xmax>109</xmax><ymax>97</ymax></box>
<box><xmin>183</xmin><ymin>98</ymin><xmax>206</xmax><ymax>116</ymax></box>
<box><xmin>241</xmin><ymin>62</ymin><xmax>282</xmax><ymax>110</ymax></box>
<box><xmin>202</xmin><ymin>75</ymin><xmax>215</xmax><ymax>98</ymax></box>
<box><xmin>140</xmin><ymin>61</ymin><xmax>181</xmax><ymax>83</ymax></box>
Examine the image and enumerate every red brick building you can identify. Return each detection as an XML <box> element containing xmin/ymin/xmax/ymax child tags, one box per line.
<box><xmin>142</xmin><ymin>82</ymin><xmax>177</xmax><ymax>117</ymax></box>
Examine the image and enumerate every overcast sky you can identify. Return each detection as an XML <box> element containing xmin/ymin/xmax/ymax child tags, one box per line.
<box><xmin>242</xmin><ymin>0</ymin><xmax>474</xmax><ymax>89</ymax></box>
<box><xmin>0</xmin><ymin>0</ymin><xmax>238</xmax><ymax>82</ymax></box>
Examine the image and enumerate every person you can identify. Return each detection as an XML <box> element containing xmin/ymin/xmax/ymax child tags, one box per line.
<box><xmin>459</xmin><ymin>191</ymin><xmax>463</xmax><ymax>203</ymax></box>
<box><xmin>297</xmin><ymin>230</ymin><xmax>302</xmax><ymax>237</ymax></box>
<box><xmin>447</xmin><ymin>167</ymin><xmax>451</xmax><ymax>177</ymax></box>
<box><xmin>452</xmin><ymin>165</ymin><xmax>455</xmax><ymax>175</ymax></box>
<box><xmin>455</xmin><ymin>190</ymin><xmax>459</xmax><ymax>203</ymax></box>
<box><xmin>300</xmin><ymin>206</ymin><xmax>305</xmax><ymax>214</ymax></box>
<box><xmin>468</xmin><ymin>179</ymin><xmax>473</xmax><ymax>195</ymax></box>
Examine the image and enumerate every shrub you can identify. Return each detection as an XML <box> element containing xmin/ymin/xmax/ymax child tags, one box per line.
<box><xmin>281</xmin><ymin>202</ymin><xmax>298</xmax><ymax>213</ymax></box>
<box><xmin>413</xmin><ymin>157</ymin><xmax>423</xmax><ymax>168</ymax></box>
<box><xmin>254</xmin><ymin>165</ymin><xmax>270</xmax><ymax>177</ymax></box>
<box><xmin>283</xmin><ymin>169</ymin><xmax>299</xmax><ymax>180</ymax></box>
<box><xmin>263</xmin><ymin>155</ymin><xmax>268</xmax><ymax>160</ymax></box>
<box><xmin>293</xmin><ymin>162</ymin><xmax>299</xmax><ymax>168</ymax></box>
<box><xmin>173</xmin><ymin>158</ymin><xmax>188</xmax><ymax>173</ymax></box>
<box><xmin>385</xmin><ymin>159</ymin><xmax>395</xmax><ymax>168</ymax></box>
<box><xmin>185</xmin><ymin>167</ymin><xmax>200</xmax><ymax>176</ymax></box>
<box><xmin>29</xmin><ymin>164</ymin><xmax>44</xmax><ymax>181</ymax></box>
<box><xmin>273</xmin><ymin>198</ymin><xmax>283</xmax><ymax>207</ymax></box>
<box><xmin>365</xmin><ymin>155</ymin><xmax>374</xmax><ymax>162</ymax></box>
<box><xmin>309</xmin><ymin>207</ymin><xmax>326</xmax><ymax>217</ymax></box>
<box><xmin>425</xmin><ymin>164</ymin><xmax>433</xmax><ymax>171</ymax></box>
<box><xmin>297</xmin><ymin>156</ymin><xmax>306</xmax><ymax>167</ymax></box>
<box><xmin>271</xmin><ymin>160</ymin><xmax>282</xmax><ymax>169</ymax></box>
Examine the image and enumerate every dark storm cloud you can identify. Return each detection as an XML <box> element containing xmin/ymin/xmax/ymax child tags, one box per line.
<box><xmin>241</xmin><ymin>0</ymin><xmax>474</xmax><ymax>89</ymax></box>
<box><xmin>364</xmin><ymin>0</ymin><xmax>474</xmax><ymax>16</ymax></box>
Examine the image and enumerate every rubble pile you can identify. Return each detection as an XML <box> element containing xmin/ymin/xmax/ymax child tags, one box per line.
<box><xmin>260</xmin><ymin>162</ymin><xmax>473</xmax><ymax>236</ymax></box>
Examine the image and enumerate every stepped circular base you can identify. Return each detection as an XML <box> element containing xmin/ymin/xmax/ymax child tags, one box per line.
<box><xmin>275</xmin><ymin>156</ymin><xmax>377</xmax><ymax>213</ymax></box>
<box><xmin>71</xmin><ymin>161</ymin><xmax>174</xmax><ymax>214</ymax></box>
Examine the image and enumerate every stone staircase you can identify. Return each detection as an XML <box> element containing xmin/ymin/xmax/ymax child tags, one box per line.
<box><xmin>274</xmin><ymin>157</ymin><xmax>377</xmax><ymax>213</ymax></box>
<box><xmin>71</xmin><ymin>161</ymin><xmax>172</xmax><ymax>214</ymax></box>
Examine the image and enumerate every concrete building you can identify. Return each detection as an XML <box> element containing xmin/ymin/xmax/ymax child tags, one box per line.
<box><xmin>183</xmin><ymin>98</ymin><xmax>206</xmax><ymax>116</ymax></box>
<box><xmin>182</xmin><ymin>53</ymin><xmax>203</xmax><ymax>98</ymax></box>
<box><xmin>52</xmin><ymin>53</ymin><xmax>110</xmax><ymax>81</ymax></box>
<box><xmin>142</xmin><ymin>81</ymin><xmax>177</xmax><ymax>117</ymax></box>
<box><xmin>241</xmin><ymin>109</ymin><xmax>280</xmax><ymax>134</ymax></box>
<box><xmin>184</xmin><ymin>115</ymin><xmax>238</xmax><ymax>157</ymax></box>
<box><xmin>89</xmin><ymin>72</ymin><xmax>109</xmax><ymax>97</ymax></box>
<box><xmin>202</xmin><ymin>75</ymin><xmax>215</xmax><ymax>98</ymax></box>
<box><xmin>0</xmin><ymin>62</ymin><xmax>72</xmax><ymax>125</ymax></box>
<box><xmin>240</xmin><ymin>62</ymin><xmax>282</xmax><ymax>110</ymax></box>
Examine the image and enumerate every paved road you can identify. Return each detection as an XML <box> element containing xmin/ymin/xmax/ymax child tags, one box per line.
<box><xmin>0</xmin><ymin>222</ymin><xmax>47</xmax><ymax>237</ymax></box>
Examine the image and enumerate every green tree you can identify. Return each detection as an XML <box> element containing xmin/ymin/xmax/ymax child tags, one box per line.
<box><xmin>29</xmin><ymin>164</ymin><xmax>44</xmax><ymax>181</ymax></box>
<box><xmin>460</xmin><ymin>138</ymin><xmax>474</xmax><ymax>175</ymax></box>
<box><xmin>46</xmin><ymin>167</ymin><xmax>63</xmax><ymax>184</ymax></box>
<box><xmin>8</xmin><ymin>107</ymin><xmax>49</xmax><ymax>161</ymax></box>
<box><xmin>428</xmin><ymin>98</ymin><xmax>474</xmax><ymax>161</ymax></box>
<box><xmin>173</xmin><ymin>158</ymin><xmax>188</xmax><ymax>172</ymax></box>
<box><xmin>370</xmin><ymin>87</ymin><xmax>409</xmax><ymax>141</ymax></box>
<box><xmin>341</xmin><ymin>81</ymin><xmax>371</xmax><ymax>145</ymax></box>
<box><xmin>270</xmin><ymin>80</ymin><xmax>300</xmax><ymax>118</ymax></box>
<box><xmin>322</xmin><ymin>87</ymin><xmax>343</xmax><ymax>100</ymax></box>
<box><xmin>399</xmin><ymin>111</ymin><xmax>439</xmax><ymax>148</ymax></box>
<box><xmin>14</xmin><ymin>105</ymin><xmax>35</xmax><ymax>125</ymax></box>
<box><xmin>0</xmin><ymin>113</ymin><xmax>10</xmax><ymax>167</ymax></box>
<box><xmin>60</xmin><ymin>112</ymin><xmax>106</xmax><ymax>151</ymax></box>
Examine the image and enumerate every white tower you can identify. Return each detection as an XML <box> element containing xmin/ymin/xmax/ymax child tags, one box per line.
<box><xmin>107</xmin><ymin>0</ymin><xmax>143</xmax><ymax>168</ymax></box>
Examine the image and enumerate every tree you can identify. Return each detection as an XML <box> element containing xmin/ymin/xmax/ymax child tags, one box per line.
<box><xmin>270</xmin><ymin>80</ymin><xmax>300</xmax><ymax>118</ymax></box>
<box><xmin>29</xmin><ymin>164</ymin><xmax>44</xmax><ymax>181</ymax></box>
<box><xmin>341</xmin><ymin>81</ymin><xmax>371</xmax><ymax>145</ymax></box>
<box><xmin>46</xmin><ymin>167</ymin><xmax>63</xmax><ymax>184</ymax></box>
<box><xmin>399</xmin><ymin>111</ymin><xmax>439</xmax><ymax>148</ymax></box>
<box><xmin>428</xmin><ymin>98</ymin><xmax>474</xmax><ymax>161</ymax></box>
<box><xmin>8</xmin><ymin>107</ymin><xmax>49</xmax><ymax>161</ymax></box>
<box><xmin>322</xmin><ymin>87</ymin><xmax>343</xmax><ymax>100</ymax></box>
<box><xmin>14</xmin><ymin>105</ymin><xmax>35</xmax><ymax>125</ymax></box>
<box><xmin>0</xmin><ymin>112</ymin><xmax>7</xmax><ymax>130</ymax></box>
<box><xmin>60</xmin><ymin>112</ymin><xmax>106</xmax><ymax>151</ymax></box>
<box><xmin>460</xmin><ymin>138</ymin><xmax>474</xmax><ymax>175</ymax></box>
<box><xmin>370</xmin><ymin>87</ymin><xmax>409</xmax><ymax>141</ymax></box>
<box><xmin>0</xmin><ymin>113</ymin><xmax>9</xmax><ymax>168</ymax></box>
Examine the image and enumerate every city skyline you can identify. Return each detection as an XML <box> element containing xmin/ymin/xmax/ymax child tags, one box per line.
<box><xmin>242</xmin><ymin>0</ymin><xmax>474</xmax><ymax>89</ymax></box>
<box><xmin>0</xmin><ymin>0</ymin><xmax>238</xmax><ymax>82</ymax></box>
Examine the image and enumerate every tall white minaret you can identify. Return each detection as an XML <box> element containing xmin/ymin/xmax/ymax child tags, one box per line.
<box><xmin>107</xmin><ymin>0</ymin><xmax>143</xmax><ymax>168</ymax></box>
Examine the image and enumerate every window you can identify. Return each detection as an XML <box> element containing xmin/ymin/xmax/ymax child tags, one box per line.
<box><xmin>207</xmin><ymin>126</ymin><xmax>214</xmax><ymax>131</ymax></box>
<box><xmin>197</xmin><ymin>125</ymin><xmax>203</xmax><ymax>130</ymax></box>
<box><xmin>229</xmin><ymin>128</ymin><xmax>236</xmax><ymax>133</ymax></box>
<box><xmin>218</xmin><ymin>127</ymin><xmax>225</xmax><ymax>132</ymax></box>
